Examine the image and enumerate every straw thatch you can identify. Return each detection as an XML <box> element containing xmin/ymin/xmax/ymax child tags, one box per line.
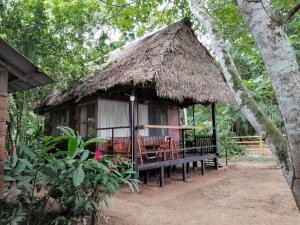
<box><xmin>40</xmin><ymin>18</ymin><xmax>234</xmax><ymax>108</ymax></box>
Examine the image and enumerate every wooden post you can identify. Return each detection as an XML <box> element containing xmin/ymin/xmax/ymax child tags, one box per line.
<box><xmin>201</xmin><ymin>160</ymin><xmax>205</xmax><ymax>175</ymax></box>
<box><xmin>212</xmin><ymin>103</ymin><xmax>218</xmax><ymax>170</ymax></box>
<box><xmin>129</xmin><ymin>91</ymin><xmax>138</xmax><ymax>178</ymax></box>
<box><xmin>259</xmin><ymin>137</ymin><xmax>264</xmax><ymax>155</ymax></box>
<box><xmin>201</xmin><ymin>149</ymin><xmax>205</xmax><ymax>175</ymax></box>
<box><xmin>183</xmin><ymin>163</ymin><xmax>187</xmax><ymax>182</ymax></box>
<box><xmin>0</xmin><ymin>68</ymin><xmax>8</xmax><ymax>202</ymax></box>
<box><xmin>160</xmin><ymin>166</ymin><xmax>164</xmax><ymax>187</ymax></box>
<box><xmin>192</xmin><ymin>104</ymin><xmax>197</xmax><ymax>168</ymax></box>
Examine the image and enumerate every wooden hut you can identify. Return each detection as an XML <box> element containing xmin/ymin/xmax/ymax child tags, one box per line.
<box><xmin>36</xmin><ymin>19</ymin><xmax>234</xmax><ymax>185</ymax></box>
<box><xmin>0</xmin><ymin>38</ymin><xmax>54</xmax><ymax>201</ymax></box>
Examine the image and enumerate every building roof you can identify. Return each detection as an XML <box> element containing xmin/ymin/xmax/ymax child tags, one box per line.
<box><xmin>0</xmin><ymin>38</ymin><xmax>54</xmax><ymax>93</ymax></box>
<box><xmin>39</xmin><ymin>18</ymin><xmax>234</xmax><ymax>108</ymax></box>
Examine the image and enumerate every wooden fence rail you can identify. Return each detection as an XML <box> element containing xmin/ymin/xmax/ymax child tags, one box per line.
<box><xmin>230</xmin><ymin>136</ymin><xmax>268</xmax><ymax>155</ymax></box>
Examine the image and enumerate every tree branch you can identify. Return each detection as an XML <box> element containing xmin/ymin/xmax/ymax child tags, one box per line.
<box><xmin>188</xmin><ymin>0</ymin><xmax>289</xmax><ymax>173</ymax></box>
<box><xmin>99</xmin><ymin>0</ymin><xmax>134</xmax><ymax>8</ymax></box>
<box><xmin>285</xmin><ymin>2</ymin><xmax>300</xmax><ymax>22</ymax></box>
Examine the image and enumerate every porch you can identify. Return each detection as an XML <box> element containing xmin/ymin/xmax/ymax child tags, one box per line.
<box><xmin>96</xmin><ymin>102</ymin><xmax>218</xmax><ymax>187</ymax></box>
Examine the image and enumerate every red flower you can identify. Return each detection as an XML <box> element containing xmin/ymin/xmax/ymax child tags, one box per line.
<box><xmin>109</xmin><ymin>167</ymin><xmax>115</xmax><ymax>173</ymax></box>
<box><xmin>8</xmin><ymin>145</ymin><xmax>16</xmax><ymax>156</ymax></box>
<box><xmin>94</xmin><ymin>150</ymin><xmax>101</xmax><ymax>160</ymax></box>
<box><xmin>113</xmin><ymin>159</ymin><xmax>121</xmax><ymax>164</ymax></box>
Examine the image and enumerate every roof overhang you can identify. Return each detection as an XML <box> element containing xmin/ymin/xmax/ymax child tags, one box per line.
<box><xmin>0</xmin><ymin>38</ymin><xmax>55</xmax><ymax>93</ymax></box>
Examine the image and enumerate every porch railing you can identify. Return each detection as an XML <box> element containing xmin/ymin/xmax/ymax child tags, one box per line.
<box><xmin>95</xmin><ymin>126</ymin><xmax>217</xmax><ymax>162</ymax></box>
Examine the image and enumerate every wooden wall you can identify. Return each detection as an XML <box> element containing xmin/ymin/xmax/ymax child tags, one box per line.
<box><xmin>167</xmin><ymin>105</ymin><xmax>180</xmax><ymax>143</ymax></box>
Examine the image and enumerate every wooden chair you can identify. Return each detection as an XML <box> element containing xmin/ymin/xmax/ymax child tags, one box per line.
<box><xmin>124</xmin><ymin>139</ymin><xmax>131</xmax><ymax>159</ymax></box>
<box><xmin>171</xmin><ymin>139</ymin><xmax>180</xmax><ymax>160</ymax></box>
<box><xmin>113</xmin><ymin>139</ymin><xmax>124</xmax><ymax>156</ymax></box>
<box><xmin>160</xmin><ymin>137</ymin><xmax>173</xmax><ymax>160</ymax></box>
<box><xmin>137</xmin><ymin>136</ymin><xmax>160</xmax><ymax>164</ymax></box>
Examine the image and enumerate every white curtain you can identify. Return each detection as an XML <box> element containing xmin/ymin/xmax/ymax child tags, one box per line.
<box><xmin>138</xmin><ymin>104</ymin><xmax>149</xmax><ymax>136</ymax></box>
<box><xmin>97</xmin><ymin>99</ymin><xmax>130</xmax><ymax>137</ymax></box>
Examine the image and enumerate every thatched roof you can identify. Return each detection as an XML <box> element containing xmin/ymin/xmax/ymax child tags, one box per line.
<box><xmin>39</xmin><ymin>19</ymin><xmax>234</xmax><ymax>109</ymax></box>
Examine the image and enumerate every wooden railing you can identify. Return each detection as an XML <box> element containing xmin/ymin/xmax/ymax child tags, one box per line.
<box><xmin>231</xmin><ymin>136</ymin><xmax>268</xmax><ymax>155</ymax></box>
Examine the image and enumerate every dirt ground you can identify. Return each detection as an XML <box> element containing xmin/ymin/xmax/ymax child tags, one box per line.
<box><xmin>104</xmin><ymin>159</ymin><xmax>300</xmax><ymax>225</ymax></box>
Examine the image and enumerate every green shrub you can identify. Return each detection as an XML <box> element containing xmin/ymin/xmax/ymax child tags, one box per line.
<box><xmin>1</xmin><ymin>126</ymin><xmax>139</xmax><ymax>225</ymax></box>
<box><xmin>217</xmin><ymin>131</ymin><xmax>247</xmax><ymax>157</ymax></box>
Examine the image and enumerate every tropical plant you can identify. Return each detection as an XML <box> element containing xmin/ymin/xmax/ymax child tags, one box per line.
<box><xmin>1</xmin><ymin>126</ymin><xmax>138</xmax><ymax>225</ymax></box>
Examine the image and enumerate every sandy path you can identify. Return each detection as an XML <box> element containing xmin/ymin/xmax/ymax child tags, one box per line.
<box><xmin>104</xmin><ymin>161</ymin><xmax>300</xmax><ymax>225</ymax></box>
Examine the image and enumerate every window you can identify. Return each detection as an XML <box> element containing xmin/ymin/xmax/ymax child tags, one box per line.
<box><xmin>98</xmin><ymin>99</ymin><xmax>130</xmax><ymax>138</ymax></box>
<box><xmin>148</xmin><ymin>105</ymin><xmax>168</xmax><ymax>136</ymax></box>
<box><xmin>78</xmin><ymin>103</ymin><xmax>96</xmax><ymax>138</ymax></box>
<box><xmin>50</xmin><ymin>108</ymin><xmax>69</xmax><ymax>135</ymax></box>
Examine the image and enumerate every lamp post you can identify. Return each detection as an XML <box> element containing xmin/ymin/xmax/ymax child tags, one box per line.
<box><xmin>129</xmin><ymin>91</ymin><xmax>138</xmax><ymax>178</ymax></box>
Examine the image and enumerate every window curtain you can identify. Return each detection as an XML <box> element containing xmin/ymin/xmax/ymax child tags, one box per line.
<box><xmin>138</xmin><ymin>104</ymin><xmax>149</xmax><ymax>136</ymax></box>
<box><xmin>97</xmin><ymin>99</ymin><xmax>130</xmax><ymax>137</ymax></box>
<box><xmin>148</xmin><ymin>105</ymin><xmax>168</xmax><ymax>136</ymax></box>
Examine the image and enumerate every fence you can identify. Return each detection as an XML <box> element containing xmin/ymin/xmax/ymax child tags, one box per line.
<box><xmin>231</xmin><ymin>136</ymin><xmax>268</xmax><ymax>155</ymax></box>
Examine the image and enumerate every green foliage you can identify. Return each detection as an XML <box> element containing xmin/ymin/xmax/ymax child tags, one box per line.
<box><xmin>0</xmin><ymin>0</ymin><xmax>191</xmax><ymax>149</ymax></box>
<box><xmin>2</xmin><ymin>0</ymin><xmax>298</xmax><ymax>156</ymax></box>
<box><xmin>2</xmin><ymin>126</ymin><xmax>139</xmax><ymax>225</ymax></box>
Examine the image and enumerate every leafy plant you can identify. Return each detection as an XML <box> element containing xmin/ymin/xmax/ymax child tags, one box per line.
<box><xmin>2</xmin><ymin>126</ymin><xmax>139</xmax><ymax>225</ymax></box>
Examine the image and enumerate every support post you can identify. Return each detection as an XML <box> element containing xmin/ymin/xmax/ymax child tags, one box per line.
<box><xmin>212</xmin><ymin>103</ymin><xmax>218</xmax><ymax>170</ymax></box>
<box><xmin>129</xmin><ymin>91</ymin><xmax>138</xmax><ymax>178</ymax></box>
<box><xmin>0</xmin><ymin>68</ymin><xmax>8</xmax><ymax>202</ymax></box>
<box><xmin>201</xmin><ymin>160</ymin><xmax>205</xmax><ymax>175</ymax></box>
<box><xmin>182</xmin><ymin>163</ymin><xmax>186</xmax><ymax>182</ymax></box>
<box><xmin>259</xmin><ymin>137</ymin><xmax>264</xmax><ymax>155</ymax></box>
<box><xmin>160</xmin><ymin>166</ymin><xmax>164</xmax><ymax>187</ymax></box>
<box><xmin>192</xmin><ymin>105</ymin><xmax>198</xmax><ymax>168</ymax></box>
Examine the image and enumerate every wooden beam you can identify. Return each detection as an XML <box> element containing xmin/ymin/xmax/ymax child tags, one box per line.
<box><xmin>0</xmin><ymin>68</ymin><xmax>8</xmax><ymax>96</ymax></box>
<box><xmin>0</xmin><ymin>61</ymin><xmax>28</xmax><ymax>82</ymax></box>
<box><xmin>0</xmin><ymin>67</ymin><xmax>8</xmax><ymax>201</ymax></box>
<box><xmin>8</xmin><ymin>72</ymin><xmax>36</xmax><ymax>85</ymax></box>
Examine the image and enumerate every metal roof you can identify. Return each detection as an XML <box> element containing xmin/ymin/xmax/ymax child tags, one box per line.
<box><xmin>0</xmin><ymin>38</ymin><xmax>55</xmax><ymax>93</ymax></box>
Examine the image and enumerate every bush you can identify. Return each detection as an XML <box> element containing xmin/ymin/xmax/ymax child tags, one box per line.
<box><xmin>1</xmin><ymin>126</ymin><xmax>139</xmax><ymax>225</ymax></box>
<box><xmin>217</xmin><ymin>131</ymin><xmax>247</xmax><ymax>157</ymax></box>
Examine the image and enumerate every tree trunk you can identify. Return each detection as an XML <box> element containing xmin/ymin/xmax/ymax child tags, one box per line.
<box><xmin>236</xmin><ymin>0</ymin><xmax>300</xmax><ymax>209</ymax></box>
<box><xmin>188</xmin><ymin>0</ymin><xmax>300</xmax><ymax>208</ymax></box>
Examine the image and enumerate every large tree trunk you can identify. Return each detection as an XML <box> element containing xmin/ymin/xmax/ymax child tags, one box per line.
<box><xmin>188</xmin><ymin>0</ymin><xmax>300</xmax><ymax>208</ymax></box>
<box><xmin>236</xmin><ymin>0</ymin><xmax>300</xmax><ymax>209</ymax></box>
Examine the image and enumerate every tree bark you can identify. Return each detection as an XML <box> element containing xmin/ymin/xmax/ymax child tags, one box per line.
<box><xmin>188</xmin><ymin>0</ymin><xmax>300</xmax><ymax>208</ymax></box>
<box><xmin>236</xmin><ymin>0</ymin><xmax>300</xmax><ymax>209</ymax></box>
